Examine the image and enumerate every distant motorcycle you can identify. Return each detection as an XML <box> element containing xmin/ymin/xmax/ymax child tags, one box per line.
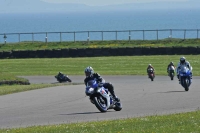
<box><xmin>55</xmin><ymin>72</ymin><xmax>72</xmax><ymax>83</ymax></box>
<box><xmin>85</xmin><ymin>80</ymin><xmax>122</xmax><ymax>112</ymax></box>
<box><xmin>148</xmin><ymin>68</ymin><xmax>155</xmax><ymax>81</ymax></box>
<box><xmin>179</xmin><ymin>66</ymin><xmax>192</xmax><ymax>91</ymax></box>
<box><xmin>168</xmin><ymin>65</ymin><xmax>175</xmax><ymax>80</ymax></box>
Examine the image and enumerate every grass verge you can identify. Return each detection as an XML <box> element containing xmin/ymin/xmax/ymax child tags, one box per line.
<box><xmin>0</xmin><ymin>110</ymin><xmax>200</xmax><ymax>132</ymax></box>
<box><xmin>0</xmin><ymin>39</ymin><xmax>200</xmax><ymax>51</ymax></box>
<box><xmin>0</xmin><ymin>55</ymin><xmax>199</xmax><ymax>76</ymax></box>
<box><xmin>0</xmin><ymin>83</ymin><xmax>81</xmax><ymax>96</ymax></box>
<box><xmin>0</xmin><ymin>55</ymin><xmax>199</xmax><ymax>95</ymax></box>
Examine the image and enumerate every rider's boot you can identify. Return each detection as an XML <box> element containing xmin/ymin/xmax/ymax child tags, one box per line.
<box><xmin>111</xmin><ymin>92</ymin><xmax>120</xmax><ymax>102</ymax></box>
<box><xmin>113</xmin><ymin>96</ymin><xmax>120</xmax><ymax>102</ymax></box>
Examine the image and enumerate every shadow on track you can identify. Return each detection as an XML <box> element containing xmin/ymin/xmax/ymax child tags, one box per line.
<box><xmin>60</xmin><ymin>111</ymin><xmax>114</xmax><ymax>115</ymax></box>
<box><xmin>159</xmin><ymin>91</ymin><xmax>186</xmax><ymax>93</ymax></box>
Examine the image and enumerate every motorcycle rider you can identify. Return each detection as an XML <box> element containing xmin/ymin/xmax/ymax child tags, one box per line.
<box><xmin>57</xmin><ymin>72</ymin><xmax>65</xmax><ymax>79</ymax></box>
<box><xmin>147</xmin><ymin>64</ymin><xmax>155</xmax><ymax>78</ymax></box>
<box><xmin>167</xmin><ymin>61</ymin><xmax>176</xmax><ymax>75</ymax></box>
<box><xmin>84</xmin><ymin>66</ymin><xmax>120</xmax><ymax>102</ymax></box>
<box><xmin>176</xmin><ymin>57</ymin><xmax>193</xmax><ymax>83</ymax></box>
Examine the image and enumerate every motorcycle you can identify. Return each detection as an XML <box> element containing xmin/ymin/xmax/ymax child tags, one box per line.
<box><xmin>179</xmin><ymin>66</ymin><xmax>192</xmax><ymax>91</ymax></box>
<box><xmin>148</xmin><ymin>68</ymin><xmax>155</xmax><ymax>81</ymax></box>
<box><xmin>55</xmin><ymin>72</ymin><xmax>72</xmax><ymax>83</ymax></box>
<box><xmin>85</xmin><ymin>80</ymin><xmax>122</xmax><ymax>112</ymax></box>
<box><xmin>168</xmin><ymin>65</ymin><xmax>175</xmax><ymax>80</ymax></box>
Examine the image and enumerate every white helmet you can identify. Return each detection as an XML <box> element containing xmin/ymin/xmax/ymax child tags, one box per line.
<box><xmin>180</xmin><ymin>57</ymin><xmax>186</xmax><ymax>64</ymax></box>
<box><xmin>84</xmin><ymin>66</ymin><xmax>94</xmax><ymax>77</ymax></box>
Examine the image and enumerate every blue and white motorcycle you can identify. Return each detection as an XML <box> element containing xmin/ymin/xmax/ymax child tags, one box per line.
<box><xmin>178</xmin><ymin>66</ymin><xmax>192</xmax><ymax>91</ymax></box>
<box><xmin>85</xmin><ymin>80</ymin><xmax>122</xmax><ymax>112</ymax></box>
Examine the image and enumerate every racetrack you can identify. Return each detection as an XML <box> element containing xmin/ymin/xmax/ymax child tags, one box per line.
<box><xmin>0</xmin><ymin>75</ymin><xmax>199</xmax><ymax>129</ymax></box>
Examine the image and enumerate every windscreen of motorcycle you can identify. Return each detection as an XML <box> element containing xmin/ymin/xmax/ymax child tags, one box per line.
<box><xmin>87</xmin><ymin>80</ymin><xmax>98</xmax><ymax>88</ymax></box>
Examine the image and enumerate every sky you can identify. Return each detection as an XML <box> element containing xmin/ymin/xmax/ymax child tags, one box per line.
<box><xmin>41</xmin><ymin>0</ymin><xmax>189</xmax><ymax>6</ymax></box>
<box><xmin>0</xmin><ymin>0</ymin><xmax>199</xmax><ymax>13</ymax></box>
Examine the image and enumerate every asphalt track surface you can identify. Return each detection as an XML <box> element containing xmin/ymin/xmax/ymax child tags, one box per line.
<box><xmin>0</xmin><ymin>75</ymin><xmax>200</xmax><ymax>129</ymax></box>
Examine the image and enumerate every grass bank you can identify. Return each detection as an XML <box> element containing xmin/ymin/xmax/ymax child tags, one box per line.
<box><xmin>0</xmin><ymin>39</ymin><xmax>200</xmax><ymax>51</ymax></box>
<box><xmin>0</xmin><ymin>55</ymin><xmax>199</xmax><ymax>95</ymax></box>
<box><xmin>0</xmin><ymin>110</ymin><xmax>200</xmax><ymax>132</ymax></box>
<box><xmin>0</xmin><ymin>55</ymin><xmax>199</xmax><ymax>76</ymax></box>
<box><xmin>0</xmin><ymin>83</ymin><xmax>80</xmax><ymax>96</ymax></box>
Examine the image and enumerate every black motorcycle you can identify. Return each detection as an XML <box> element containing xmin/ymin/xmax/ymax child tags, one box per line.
<box><xmin>55</xmin><ymin>72</ymin><xmax>72</xmax><ymax>83</ymax></box>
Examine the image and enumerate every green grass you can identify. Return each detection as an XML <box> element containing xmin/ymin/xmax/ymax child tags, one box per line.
<box><xmin>0</xmin><ymin>110</ymin><xmax>200</xmax><ymax>132</ymax></box>
<box><xmin>0</xmin><ymin>55</ymin><xmax>199</xmax><ymax>76</ymax></box>
<box><xmin>0</xmin><ymin>55</ymin><xmax>199</xmax><ymax>95</ymax></box>
<box><xmin>0</xmin><ymin>83</ymin><xmax>81</xmax><ymax>96</ymax></box>
<box><xmin>0</xmin><ymin>56</ymin><xmax>199</xmax><ymax>132</ymax></box>
<box><xmin>0</xmin><ymin>39</ymin><xmax>200</xmax><ymax>51</ymax></box>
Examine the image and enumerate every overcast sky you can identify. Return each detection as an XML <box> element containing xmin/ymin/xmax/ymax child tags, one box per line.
<box><xmin>41</xmin><ymin>0</ymin><xmax>189</xmax><ymax>6</ymax></box>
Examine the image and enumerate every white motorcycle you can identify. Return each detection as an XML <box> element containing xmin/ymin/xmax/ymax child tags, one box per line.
<box><xmin>85</xmin><ymin>80</ymin><xmax>122</xmax><ymax>112</ymax></box>
<box><xmin>168</xmin><ymin>65</ymin><xmax>175</xmax><ymax>80</ymax></box>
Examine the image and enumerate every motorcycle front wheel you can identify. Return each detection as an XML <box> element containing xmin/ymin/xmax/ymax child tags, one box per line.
<box><xmin>93</xmin><ymin>95</ymin><xmax>108</xmax><ymax>112</ymax></box>
<box><xmin>181</xmin><ymin>78</ymin><xmax>189</xmax><ymax>91</ymax></box>
<box><xmin>170</xmin><ymin>73</ymin><xmax>174</xmax><ymax>80</ymax></box>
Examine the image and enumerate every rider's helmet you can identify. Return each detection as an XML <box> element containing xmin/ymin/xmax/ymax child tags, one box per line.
<box><xmin>180</xmin><ymin>57</ymin><xmax>186</xmax><ymax>64</ymax></box>
<box><xmin>170</xmin><ymin>61</ymin><xmax>174</xmax><ymax>65</ymax></box>
<box><xmin>84</xmin><ymin>66</ymin><xmax>94</xmax><ymax>77</ymax></box>
<box><xmin>148</xmin><ymin>64</ymin><xmax>152</xmax><ymax>67</ymax></box>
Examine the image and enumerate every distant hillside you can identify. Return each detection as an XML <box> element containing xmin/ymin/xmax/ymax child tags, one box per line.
<box><xmin>0</xmin><ymin>0</ymin><xmax>199</xmax><ymax>13</ymax></box>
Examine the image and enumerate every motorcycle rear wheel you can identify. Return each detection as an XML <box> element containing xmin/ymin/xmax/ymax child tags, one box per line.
<box><xmin>114</xmin><ymin>102</ymin><xmax>122</xmax><ymax>111</ymax></box>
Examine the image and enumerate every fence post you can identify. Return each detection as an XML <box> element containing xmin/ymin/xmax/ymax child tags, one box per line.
<box><xmin>169</xmin><ymin>29</ymin><xmax>172</xmax><ymax>38</ymax></box>
<box><xmin>74</xmin><ymin>32</ymin><xmax>75</xmax><ymax>43</ymax></box>
<box><xmin>184</xmin><ymin>30</ymin><xmax>186</xmax><ymax>40</ymax></box>
<box><xmin>197</xmin><ymin>29</ymin><xmax>199</xmax><ymax>39</ymax></box>
<box><xmin>18</xmin><ymin>33</ymin><xmax>20</xmax><ymax>43</ymax></box>
<box><xmin>116</xmin><ymin>31</ymin><xmax>117</xmax><ymax>41</ymax></box>
<box><xmin>3</xmin><ymin>34</ymin><xmax>7</xmax><ymax>44</ymax></box>
<box><xmin>60</xmin><ymin>32</ymin><xmax>62</xmax><ymax>43</ymax></box>
<box><xmin>157</xmin><ymin>30</ymin><xmax>158</xmax><ymax>40</ymax></box>
<box><xmin>87</xmin><ymin>31</ymin><xmax>90</xmax><ymax>44</ymax></box>
<box><xmin>102</xmin><ymin>31</ymin><xmax>103</xmax><ymax>41</ymax></box>
<box><xmin>45</xmin><ymin>32</ymin><xmax>48</xmax><ymax>43</ymax></box>
<box><xmin>32</xmin><ymin>33</ymin><xmax>34</xmax><ymax>43</ymax></box>
<box><xmin>143</xmin><ymin>30</ymin><xmax>145</xmax><ymax>40</ymax></box>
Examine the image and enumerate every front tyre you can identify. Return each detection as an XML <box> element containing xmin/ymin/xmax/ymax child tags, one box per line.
<box><xmin>181</xmin><ymin>78</ymin><xmax>189</xmax><ymax>91</ymax></box>
<box><xmin>93</xmin><ymin>96</ymin><xmax>108</xmax><ymax>112</ymax></box>
<box><xmin>150</xmin><ymin>75</ymin><xmax>154</xmax><ymax>81</ymax></box>
<box><xmin>170</xmin><ymin>73</ymin><xmax>174</xmax><ymax>80</ymax></box>
<box><xmin>67</xmin><ymin>78</ymin><xmax>72</xmax><ymax>82</ymax></box>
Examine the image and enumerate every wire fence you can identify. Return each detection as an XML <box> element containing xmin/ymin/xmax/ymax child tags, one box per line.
<box><xmin>0</xmin><ymin>29</ymin><xmax>199</xmax><ymax>44</ymax></box>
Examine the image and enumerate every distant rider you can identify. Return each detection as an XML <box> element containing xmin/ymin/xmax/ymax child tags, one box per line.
<box><xmin>176</xmin><ymin>57</ymin><xmax>192</xmax><ymax>83</ymax></box>
<box><xmin>167</xmin><ymin>61</ymin><xmax>176</xmax><ymax>75</ymax></box>
<box><xmin>57</xmin><ymin>72</ymin><xmax>65</xmax><ymax>79</ymax></box>
<box><xmin>84</xmin><ymin>66</ymin><xmax>120</xmax><ymax>102</ymax></box>
<box><xmin>147</xmin><ymin>64</ymin><xmax>155</xmax><ymax>78</ymax></box>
